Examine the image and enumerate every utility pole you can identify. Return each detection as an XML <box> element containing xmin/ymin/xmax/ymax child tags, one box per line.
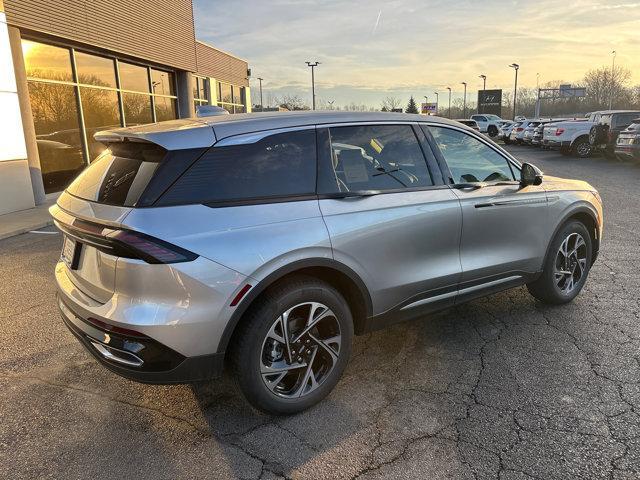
<box><xmin>509</xmin><ymin>63</ymin><xmax>519</xmax><ymax>120</ymax></box>
<box><xmin>433</xmin><ymin>92</ymin><xmax>439</xmax><ymax>115</ymax></box>
<box><xmin>305</xmin><ymin>61</ymin><xmax>320</xmax><ymax>110</ymax></box>
<box><xmin>257</xmin><ymin>77</ymin><xmax>264</xmax><ymax>112</ymax></box>
<box><xmin>446</xmin><ymin>87</ymin><xmax>452</xmax><ymax>119</ymax></box>
<box><xmin>609</xmin><ymin>50</ymin><xmax>616</xmax><ymax>110</ymax></box>
<box><xmin>461</xmin><ymin>82</ymin><xmax>467</xmax><ymax>118</ymax></box>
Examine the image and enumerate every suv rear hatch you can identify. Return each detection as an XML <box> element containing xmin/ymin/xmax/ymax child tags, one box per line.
<box><xmin>51</xmin><ymin>123</ymin><xmax>213</xmax><ymax>303</ymax></box>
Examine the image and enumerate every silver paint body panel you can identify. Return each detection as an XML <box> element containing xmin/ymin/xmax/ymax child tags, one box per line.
<box><xmin>52</xmin><ymin>112</ymin><xmax>604</xmax><ymax>360</ymax></box>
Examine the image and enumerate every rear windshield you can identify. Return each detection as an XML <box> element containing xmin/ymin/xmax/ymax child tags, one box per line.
<box><xmin>66</xmin><ymin>142</ymin><xmax>166</xmax><ymax>206</ymax></box>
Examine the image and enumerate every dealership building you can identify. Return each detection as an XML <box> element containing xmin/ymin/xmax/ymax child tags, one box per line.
<box><xmin>0</xmin><ymin>0</ymin><xmax>251</xmax><ymax>216</ymax></box>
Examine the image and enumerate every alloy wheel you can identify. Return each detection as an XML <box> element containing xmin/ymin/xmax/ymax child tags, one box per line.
<box><xmin>260</xmin><ymin>302</ymin><xmax>341</xmax><ymax>398</ymax></box>
<box><xmin>554</xmin><ymin>233</ymin><xmax>587</xmax><ymax>295</ymax></box>
<box><xmin>576</xmin><ymin>142</ymin><xmax>591</xmax><ymax>157</ymax></box>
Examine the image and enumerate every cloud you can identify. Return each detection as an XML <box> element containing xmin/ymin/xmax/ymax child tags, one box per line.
<box><xmin>193</xmin><ymin>0</ymin><xmax>640</xmax><ymax>107</ymax></box>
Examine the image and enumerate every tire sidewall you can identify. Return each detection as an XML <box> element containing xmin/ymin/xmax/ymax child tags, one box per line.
<box><xmin>542</xmin><ymin>221</ymin><xmax>593</xmax><ymax>303</ymax></box>
<box><xmin>236</xmin><ymin>281</ymin><xmax>353</xmax><ymax>415</ymax></box>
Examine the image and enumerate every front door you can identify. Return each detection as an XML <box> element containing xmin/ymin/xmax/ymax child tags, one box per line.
<box><xmin>426</xmin><ymin>125</ymin><xmax>548</xmax><ymax>296</ymax></box>
<box><xmin>316</xmin><ymin>123</ymin><xmax>463</xmax><ymax>322</ymax></box>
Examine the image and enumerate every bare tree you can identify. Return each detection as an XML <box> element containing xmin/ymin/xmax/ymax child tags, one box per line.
<box><xmin>381</xmin><ymin>96</ymin><xmax>403</xmax><ymax>111</ymax></box>
<box><xmin>584</xmin><ymin>65</ymin><xmax>631</xmax><ymax>109</ymax></box>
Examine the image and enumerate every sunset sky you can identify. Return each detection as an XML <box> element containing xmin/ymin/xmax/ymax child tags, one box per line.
<box><xmin>194</xmin><ymin>0</ymin><xmax>640</xmax><ymax>107</ymax></box>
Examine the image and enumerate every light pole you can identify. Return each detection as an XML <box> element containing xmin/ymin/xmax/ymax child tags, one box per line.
<box><xmin>305</xmin><ymin>61</ymin><xmax>320</xmax><ymax>110</ymax></box>
<box><xmin>461</xmin><ymin>82</ymin><xmax>467</xmax><ymax>118</ymax></box>
<box><xmin>609</xmin><ymin>50</ymin><xmax>617</xmax><ymax>110</ymax></box>
<box><xmin>509</xmin><ymin>63</ymin><xmax>519</xmax><ymax>120</ymax></box>
<box><xmin>433</xmin><ymin>92</ymin><xmax>439</xmax><ymax>115</ymax></box>
<box><xmin>446</xmin><ymin>87</ymin><xmax>452</xmax><ymax>118</ymax></box>
<box><xmin>257</xmin><ymin>77</ymin><xmax>264</xmax><ymax>112</ymax></box>
<box><xmin>423</xmin><ymin>95</ymin><xmax>428</xmax><ymax>114</ymax></box>
<box><xmin>478</xmin><ymin>75</ymin><xmax>486</xmax><ymax>113</ymax></box>
<box><xmin>479</xmin><ymin>74</ymin><xmax>486</xmax><ymax>90</ymax></box>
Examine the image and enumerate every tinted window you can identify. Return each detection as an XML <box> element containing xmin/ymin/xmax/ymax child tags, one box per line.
<box><xmin>160</xmin><ymin>129</ymin><xmax>317</xmax><ymax>205</ymax></box>
<box><xmin>615</xmin><ymin>113</ymin><xmax>640</xmax><ymax>128</ymax></box>
<box><xmin>66</xmin><ymin>143</ymin><xmax>165</xmax><ymax>206</ymax></box>
<box><xmin>429</xmin><ymin>126</ymin><xmax>515</xmax><ymax>183</ymax></box>
<box><xmin>325</xmin><ymin>125</ymin><xmax>432</xmax><ymax>192</ymax></box>
<box><xmin>118</xmin><ymin>62</ymin><xmax>150</xmax><ymax>93</ymax></box>
<box><xmin>22</xmin><ymin>40</ymin><xmax>73</xmax><ymax>82</ymax></box>
<box><xmin>75</xmin><ymin>52</ymin><xmax>116</xmax><ymax>88</ymax></box>
<box><xmin>473</xmin><ymin>116</ymin><xmax>487</xmax><ymax>122</ymax></box>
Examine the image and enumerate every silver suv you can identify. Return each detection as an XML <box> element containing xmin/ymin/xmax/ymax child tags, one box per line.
<box><xmin>51</xmin><ymin>111</ymin><xmax>603</xmax><ymax>414</ymax></box>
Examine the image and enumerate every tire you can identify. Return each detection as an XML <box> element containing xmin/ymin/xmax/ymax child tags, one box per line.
<box><xmin>527</xmin><ymin>221</ymin><xmax>592</xmax><ymax>305</ymax></box>
<box><xmin>572</xmin><ymin>138</ymin><xmax>592</xmax><ymax>158</ymax></box>
<box><xmin>230</xmin><ymin>275</ymin><xmax>353</xmax><ymax>415</ymax></box>
<box><xmin>488</xmin><ymin>125</ymin><xmax>499</xmax><ymax>137</ymax></box>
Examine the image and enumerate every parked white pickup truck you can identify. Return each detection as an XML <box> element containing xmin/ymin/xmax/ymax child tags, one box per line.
<box><xmin>470</xmin><ymin>114</ymin><xmax>504</xmax><ymax>137</ymax></box>
<box><xmin>542</xmin><ymin>111</ymin><xmax>605</xmax><ymax>158</ymax></box>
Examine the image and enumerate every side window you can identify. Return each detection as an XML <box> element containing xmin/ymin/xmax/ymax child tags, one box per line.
<box><xmin>326</xmin><ymin>124</ymin><xmax>433</xmax><ymax>192</ymax></box>
<box><xmin>428</xmin><ymin>126</ymin><xmax>516</xmax><ymax>184</ymax></box>
<box><xmin>160</xmin><ymin>129</ymin><xmax>316</xmax><ymax>205</ymax></box>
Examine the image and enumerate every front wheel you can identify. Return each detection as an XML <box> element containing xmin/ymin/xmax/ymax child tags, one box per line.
<box><xmin>230</xmin><ymin>276</ymin><xmax>353</xmax><ymax>414</ymax></box>
<box><xmin>527</xmin><ymin>221</ymin><xmax>592</xmax><ymax>305</ymax></box>
<box><xmin>488</xmin><ymin>125</ymin><xmax>499</xmax><ymax>137</ymax></box>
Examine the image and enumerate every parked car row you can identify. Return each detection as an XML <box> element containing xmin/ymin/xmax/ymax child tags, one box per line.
<box><xmin>497</xmin><ymin>110</ymin><xmax>640</xmax><ymax>161</ymax></box>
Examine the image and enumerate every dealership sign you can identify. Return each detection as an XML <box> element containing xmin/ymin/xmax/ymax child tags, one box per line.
<box><xmin>477</xmin><ymin>89</ymin><xmax>502</xmax><ymax>116</ymax></box>
<box><xmin>421</xmin><ymin>102</ymin><xmax>438</xmax><ymax>115</ymax></box>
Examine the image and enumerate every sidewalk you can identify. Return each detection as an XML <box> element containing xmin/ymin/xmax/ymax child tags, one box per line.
<box><xmin>0</xmin><ymin>199</ymin><xmax>56</xmax><ymax>241</ymax></box>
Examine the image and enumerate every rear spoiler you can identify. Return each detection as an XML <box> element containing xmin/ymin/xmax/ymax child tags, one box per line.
<box><xmin>94</xmin><ymin>119</ymin><xmax>216</xmax><ymax>150</ymax></box>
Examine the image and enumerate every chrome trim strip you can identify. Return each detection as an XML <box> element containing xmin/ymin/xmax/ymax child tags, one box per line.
<box><xmin>400</xmin><ymin>290</ymin><xmax>456</xmax><ymax>311</ymax></box>
<box><xmin>475</xmin><ymin>197</ymin><xmax>548</xmax><ymax>208</ymax></box>
<box><xmin>90</xmin><ymin>342</ymin><xmax>144</xmax><ymax>367</ymax></box>
<box><xmin>214</xmin><ymin>125</ymin><xmax>316</xmax><ymax>146</ymax></box>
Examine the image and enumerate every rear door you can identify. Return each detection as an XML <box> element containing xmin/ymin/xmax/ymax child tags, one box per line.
<box><xmin>424</xmin><ymin>124</ymin><xmax>548</xmax><ymax>300</ymax></box>
<box><xmin>317</xmin><ymin>123</ymin><xmax>462</xmax><ymax>322</ymax></box>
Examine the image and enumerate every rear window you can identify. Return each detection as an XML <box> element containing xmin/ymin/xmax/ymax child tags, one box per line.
<box><xmin>66</xmin><ymin>142</ymin><xmax>166</xmax><ymax>206</ymax></box>
<box><xmin>614</xmin><ymin>113</ymin><xmax>640</xmax><ymax>127</ymax></box>
<box><xmin>158</xmin><ymin>129</ymin><xmax>317</xmax><ymax>206</ymax></box>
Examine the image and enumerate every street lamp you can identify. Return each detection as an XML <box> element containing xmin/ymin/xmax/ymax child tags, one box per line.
<box><xmin>509</xmin><ymin>63</ymin><xmax>519</xmax><ymax>120</ymax></box>
<box><xmin>305</xmin><ymin>61</ymin><xmax>320</xmax><ymax>110</ymax></box>
<box><xmin>433</xmin><ymin>92</ymin><xmax>439</xmax><ymax>115</ymax></box>
<box><xmin>257</xmin><ymin>77</ymin><xmax>264</xmax><ymax>112</ymax></box>
<box><xmin>461</xmin><ymin>82</ymin><xmax>467</xmax><ymax>118</ymax></box>
<box><xmin>446</xmin><ymin>87</ymin><xmax>452</xmax><ymax>119</ymax></box>
<box><xmin>609</xmin><ymin>50</ymin><xmax>617</xmax><ymax>110</ymax></box>
<box><xmin>479</xmin><ymin>74</ymin><xmax>486</xmax><ymax>90</ymax></box>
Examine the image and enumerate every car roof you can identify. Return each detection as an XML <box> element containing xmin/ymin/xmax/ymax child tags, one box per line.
<box><xmin>95</xmin><ymin>111</ymin><xmax>465</xmax><ymax>150</ymax></box>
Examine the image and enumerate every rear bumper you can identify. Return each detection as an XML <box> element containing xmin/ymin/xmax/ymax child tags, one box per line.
<box><xmin>59</xmin><ymin>295</ymin><xmax>224</xmax><ymax>383</ymax></box>
<box><xmin>615</xmin><ymin>145</ymin><xmax>640</xmax><ymax>160</ymax></box>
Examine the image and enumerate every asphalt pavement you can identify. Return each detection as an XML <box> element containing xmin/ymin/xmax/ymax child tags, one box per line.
<box><xmin>1</xmin><ymin>145</ymin><xmax>639</xmax><ymax>479</ymax></box>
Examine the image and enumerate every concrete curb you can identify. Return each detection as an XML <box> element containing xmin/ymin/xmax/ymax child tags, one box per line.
<box><xmin>0</xmin><ymin>200</ymin><xmax>56</xmax><ymax>241</ymax></box>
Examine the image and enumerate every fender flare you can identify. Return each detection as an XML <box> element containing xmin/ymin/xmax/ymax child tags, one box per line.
<box><xmin>216</xmin><ymin>258</ymin><xmax>373</xmax><ymax>354</ymax></box>
<box><xmin>542</xmin><ymin>203</ymin><xmax>600</xmax><ymax>269</ymax></box>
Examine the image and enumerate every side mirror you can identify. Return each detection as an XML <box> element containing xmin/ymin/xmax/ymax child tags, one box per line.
<box><xmin>520</xmin><ymin>162</ymin><xmax>543</xmax><ymax>186</ymax></box>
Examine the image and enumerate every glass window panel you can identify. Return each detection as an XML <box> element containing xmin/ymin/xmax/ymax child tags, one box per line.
<box><xmin>428</xmin><ymin>126</ymin><xmax>515</xmax><ymax>183</ymax></box>
<box><xmin>75</xmin><ymin>52</ymin><xmax>116</xmax><ymax>88</ymax></box>
<box><xmin>122</xmin><ymin>93</ymin><xmax>152</xmax><ymax>125</ymax></box>
<box><xmin>27</xmin><ymin>81</ymin><xmax>85</xmax><ymax>193</ymax></box>
<box><xmin>327</xmin><ymin>125</ymin><xmax>432</xmax><ymax>192</ymax></box>
<box><xmin>150</xmin><ymin>69</ymin><xmax>175</xmax><ymax>96</ymax></box>
<box><xmin>193</xmin><ymin>77</ymin><xmax>200</xmax><ymax>99</ymax></box>
<box><xmin>22</xmin><ymin>40</ymin><xmax>72</xmax><ymax>82</ymax></box>
<box><xmin>118</xmin><ymin>62</ymin><xmax>150</xmax><ymax>93</ymax></box>
<box><xmin>80</xmin><ymin>87</ymin><xmax>121</xmax><ymax>161</ymax></box>
<box><xmin>155</xmin><ymin>96</ymin><xmax>177</xmax><ymax>122</ymax></box>
<box><xmin>233</xmin><ymin>86</ymin><xmax>244</xmax><ymax>105</ymax></box>
<box><xmin>219</xmin><ymin>82</ymin><xmax>232</xmax><ymax>103</ymax></box>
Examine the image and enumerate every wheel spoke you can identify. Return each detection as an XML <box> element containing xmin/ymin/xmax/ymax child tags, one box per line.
<box><xmin>262</xmin><ymin>371</ymin><xmax>288</xmax><ymax>392</ymax></box>
<box><xmin>309</xmin><ymin>333</ymin><xmax>340</xmax><ymax>363</ymax></box>
<box><xmin>280</xmin><ymin>310</ymin><xmax>293</xmax><ymax>363</ymax></box>
<box><xmin>293</xmin><ymin>303</ymin><xmax>335</xmax><ymax>342</ymax></box>
<box><xmin>261</xmin><ymin>362</ymin><xmax>307</xmax><ymax>375</ymax></box>
<box><xmin>293</xmin><ymin>347</ymin><xmax>319</xmax><ymax>398</ymax></box>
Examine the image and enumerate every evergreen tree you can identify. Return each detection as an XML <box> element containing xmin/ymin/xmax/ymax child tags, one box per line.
<box><xmin>405</xmin><ymin>96</ymin><xmax>419</xmax><ymax>114</ymax></box>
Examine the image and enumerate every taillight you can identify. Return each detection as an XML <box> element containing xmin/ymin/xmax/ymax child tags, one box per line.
<box><xmin>516</xmin><ymin>127</ymin><xmax>524</xmax><ymax>132</ymax></box>
<box><xmin>55</xmin><ymin>218</ymin><xmax>198</xmax><ymax>264</ymax></box>
<box><xmin>555</xmin><ymin>128</ymin><xmax>565</xmax><ymax>136</ymax></box>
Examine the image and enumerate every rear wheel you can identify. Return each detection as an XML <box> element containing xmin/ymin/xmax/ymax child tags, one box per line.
<box><xmin>527</xmin><ymin>221</ymin><xmax>592</xmax><ymax>305</ymax></box>
<box><xmin>572</xmin><ymin>138</ymin><xmax>592</xmax><ymax>158</ymax></box>
<box><xmin>230</xmin><ymin>276</ymin><xmax>353</xmax><ymax>414</ymax></box>
<box><xmin>488</xmin><ymin>125</ymin><xmax>499</xmax><ymax>137</ymax></box>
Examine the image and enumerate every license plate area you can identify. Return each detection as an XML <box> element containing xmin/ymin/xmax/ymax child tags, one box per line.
<box><xmin>62</xmin><ymin>235</ymin><xmax>81</xmax><ymax>270</ymax></box>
